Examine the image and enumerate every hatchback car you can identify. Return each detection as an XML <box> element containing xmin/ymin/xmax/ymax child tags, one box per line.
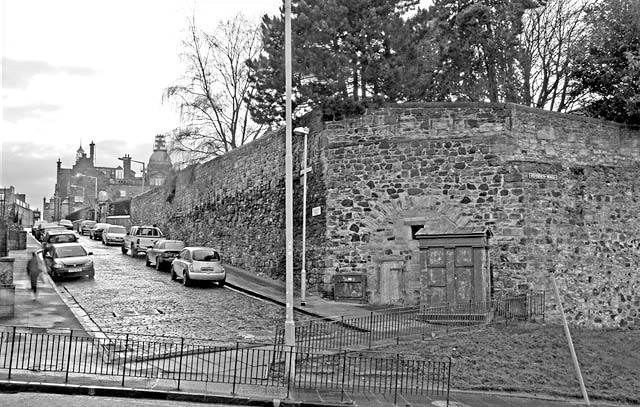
<box><xmin>41</xmin><ymin>229</ymin><xmax>79</xmax><ymax>256</ymax></box>
<box><xmin>170</xmin><ymin>247</ymin><xmax>225</xmax><ymax>287</ymax></box>
<box><xmin>145</xmin><ymin>239</ymin><xmax>186</xmax><ymax>271</ymax></box>
<box><xmin>79</xmin><ymin>220</ymin><xmax>96</xmax><ymax>236</ymax></box>
<box><xmin>43</xmin><ymin>242</ymin><xmax>95</xmax><ymax>281</ymax></box>
<box><xmin>89</xmin><ymin>223</ymin><xmax>111</xmax><ymax>240</ymax></box>
<box><xmin>102</xmin><ymin>224</ymin><xmax>127</xmax><ymax>246</ymax></box>
<box><xmin>58</xmin><ymin>219</ymin><xmax>74</xmax><ymax>230</ymax></box>
<box><xmin>37</xmin><ymin>224</ymin><xmax>66</xmax><ymax>242</ymax></box>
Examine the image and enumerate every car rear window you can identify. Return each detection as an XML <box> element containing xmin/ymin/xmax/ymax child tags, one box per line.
<box><xmin>193</xmin><ymin>250</ymin><xmax>220</xmax><ymax>262</ymax></box>
<box><xmin>55</xmin><ymin>245</ymin><xmax>87</xmax><ymax>257</ymax></box>
<box><xmin>50</xmin><ymin>234</ymin><xmax>77</xmax><ymax>243</ymax></box>
<box><xmin>138</xmin><ymin>228</ymin><xmax>161</xmax><ymax>236</ymax></box>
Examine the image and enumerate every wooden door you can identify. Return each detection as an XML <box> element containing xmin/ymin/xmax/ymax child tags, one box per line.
<box><xmin>379</xmin><ymin>263</ymin><xmax>401</xmax><ymax>304</ymax></box>
<box><xmin>424</xmin><ymin>246</ymin><xmax>476</xmax><ymax>305</ymax></box>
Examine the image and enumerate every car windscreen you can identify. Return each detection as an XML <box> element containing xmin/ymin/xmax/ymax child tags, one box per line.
<box><xmin>164</xmin><ymin>242</ymin><xmax>185</xmax><ymax>251</ymax></box>
<box><xmin>192</xmin><ymin>250</ymin><xmax>220</xmax><ymax>262</ymax></box>
<box><xmin>83</xmin><ymin>222</ymin><xmax>96</xmax><ymax>227</ymax></box>
<box><xmin>55</xmin><ymin>245</ymin><xmax>87</xmax><ymax>258</ymax></box>
<box><xmin>108</xmin><ymin>226</ymin><xmax>126</xmax><ymax>234</ymax></box>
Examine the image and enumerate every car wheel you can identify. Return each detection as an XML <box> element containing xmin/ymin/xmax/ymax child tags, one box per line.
<box><xmin>155</xmin><ymin>258</ymin><xmax>162</xmax><ymax>271</ymax></box>
<box><xmin>145</xmin><ymin>256</ymin><xmax>151</xmax><ymax>267</ymax></box>
<box><xmin>121</xmin><ymin>245</ymin><xmax>127</xmax><ymax>254</ymax></box>
<box><xmin>130</xmin><ymin>244</ymin><xmax>136</xmax><ymax>257</ymax></box>
<box><xmin>170</xmin><ymin>266</ymin><xmax>177</xmax><ymax>281</ymax></box>
<box><xmin>218</xmin><ymin>280</ymin><xmax>225</xmax><ymax>287</ymax></box>
<box><xmin>183</xmin><ymin>271</ymin><xmax>191</xmax><ymax>287</ymax></box>
<box><xmin>88</xmin><ymin>270</ymin><xmax>95</xmax><ymax>279</ymax></box>
<box><xmin>102</xmin><ymin>238</ymin><xmax>106</xmax><ymax>245</ymax></box>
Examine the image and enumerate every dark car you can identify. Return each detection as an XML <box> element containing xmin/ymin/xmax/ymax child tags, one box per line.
<box><xmin>79</xmin><ymin>220</ymin><xmax>96</xmax><ymax>236</ymax></box>
<box><xmin>43</xmin><ymin>242</ymin><xmax>95</xmax><ymax>281</ymax></box>
<box><xmin>89</xmin><ymin>223</ymin><xmax>111</xmax><ymax>240</ymax></box>
<box><xmin>36</xmin><ymin>224</ymin><xmax>66</xmax><ymax>242</ymax></box>
<box><xmin>145</xmin><ymin>239</ymin><xmax>186</xmax><ymax>271</ymax></box>
<box><xmin>41</xmin><ymin>229</ymin><xmax>79</xmax><ymax>256</ymax></box>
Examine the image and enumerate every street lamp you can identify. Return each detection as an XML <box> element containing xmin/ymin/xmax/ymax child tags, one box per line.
<box><xmin>284</xmin><ymin>0</ymin><xmax>295</xmax><ymax>380</ymax></box>
<box><xmin>294</xmin><ymin>126</ymin><xmax>311</xmax><ymax>306</ymax></box>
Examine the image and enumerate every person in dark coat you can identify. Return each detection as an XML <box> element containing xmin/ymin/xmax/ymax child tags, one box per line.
<box><xmin>27</xmin><ymin>251</ymin><xmax>44</xmax><ymax>297</ymax></box>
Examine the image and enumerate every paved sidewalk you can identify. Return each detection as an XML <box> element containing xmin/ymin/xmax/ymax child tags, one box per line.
<box><xmin>0</xmin><ymin>234</ymin><xmax>635</xmax><ymax>406</ymax></box>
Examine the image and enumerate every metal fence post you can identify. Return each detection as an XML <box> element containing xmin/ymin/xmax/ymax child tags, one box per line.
<box><xmin>232</xmin><ymin>341</ymin><xmax>240</xmax><ymax>395</ymax></box>
<box><xmin>340</xmin><ymin>351</ymin><xmax>347</xmax><ymax>403</ymax></box>
<box><xmin>394</xmin><ymin>353</ymin><xmax>400</xmax><ymax>406</ymax></box>
<box><xmin>286</xmin><ymin>345</ymin><xmax>293</xmax><ymax>399</ymax></box>
<box><xmin>65</xmin><ymin>330</ymin><xmax>73</xmax><ymax>383</ymax></box>
<box><xmin>396</xmin><ymin>309</ymin><xmax>401</xmax><ymax>345</ymax></box>
<box><xmin>368</xmin><ymin>311</ymin><xmax>373</xmax><ymax>350</ymax></box>
<box><xmin>177</xmin><ymin>337</ymin><xmax>184</xmax><ymax>391</ymax></box>
<box><xmin>8</xmin><ymin>326</ymin><xmax>16</xmax><ymax>380</ymax></box>
<box><xmin>121</xmin><ymin>334</ymin><xmax>129</xmax><ymax>387</ymax></box>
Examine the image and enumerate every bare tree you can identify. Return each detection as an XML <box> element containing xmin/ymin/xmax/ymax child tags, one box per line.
<box><xmin>165</xmin><ymin>14</ymin><xmax>264</xmax><ymax>165</ymax></box>
<box><xmin>519</xmin><ymin>0</ymin><xmax>592</xmax><ymax>112</ymax></box>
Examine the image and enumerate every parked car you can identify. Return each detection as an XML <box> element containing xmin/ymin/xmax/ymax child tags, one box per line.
<box><xmin>79</xmin><ymin>220</ymin><xmax>96</xmax><ymax>236</ymax></box>
<box><xmin>43</xmin><ymin>242</ymin><xmax>95</xmax><ymax>281</ymax></box>
<box><xmin>89</xmin><ymin>223</ymin><xmax>111</xmax><ymax>240</ymax></box>
<box><xmin>102</xmin><ymin>224</ymin><xmax>127</xmax><ymax>246</ymax></box>
<box><xmin>170</xmin><ymin>247</ymin><xmax>225</xmax><ymax>287</ymax></box>
<box><xmin>41</xmin><ymin>229</ymin><xmax>79</xmax><ymax>256</ymax></box>
<box><xmin>58</xmin><ymin>219</ymin><xmax>74</xmax><ymax>230</ymax></box>
<box><xmin>32</xmin><ymin>220</ymin><xmax>47</xmax><ymax>236</ymax></box>
<box><xmin>36</xmin><ymin>223</ymin><xmax>66</xmax><ymax>242</ymax></box>
<box><xmin>122</xmin><ymin>225</ymin><xmax>165</xmax><ymax>256</ymax></box>
<box><xmin>145</xmin><ymin>239</ymin><xmax>186</xmax><ymax>271</ymax></box>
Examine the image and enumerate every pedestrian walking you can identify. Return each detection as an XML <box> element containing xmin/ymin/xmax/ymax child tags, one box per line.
<box><xmin>27</xmin><ymin>251</ymin><xmax>45</xmax><ymax>298</ymax></box>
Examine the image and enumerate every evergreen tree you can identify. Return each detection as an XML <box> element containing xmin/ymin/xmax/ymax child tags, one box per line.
<box><xmin>571</xmin><ymin>0</ymin><xmax>640</xmax><ymax>125</ymax></box>
<box><xmin>247</xmin><ymin>0</ymin><xmax>419</xmax><ymax>125</ymax></box>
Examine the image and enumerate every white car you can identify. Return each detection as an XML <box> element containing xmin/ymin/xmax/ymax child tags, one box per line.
<box><xmin>170</xmin><ymin>247</ymin><xmax>225</xmax><ymax>287</ymax></box>
<box><xmin>102</xmin><ymin>225</ymin><xmax>127</xmax><ymax>246</ymax></box>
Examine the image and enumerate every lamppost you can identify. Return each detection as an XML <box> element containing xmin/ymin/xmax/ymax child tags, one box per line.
<box><xmin>284</xmin><ymin>0</ymin><xmax>296</xmax><ymax>380</ymax></box>
<box><xmin>295</xmin><ymin>126</ymin><xmax>311</xmax><ymax>306</ymax></box>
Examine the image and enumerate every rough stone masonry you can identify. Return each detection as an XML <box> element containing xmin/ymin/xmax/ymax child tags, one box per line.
<box><xmin>131</xmin><ymin>102</ymin><xmax>640</xmax><ymax>329</ymax></box>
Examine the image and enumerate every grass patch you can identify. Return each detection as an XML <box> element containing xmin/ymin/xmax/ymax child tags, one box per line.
<box><xmin>378</xmin><ymin>323</ymin><xmax>640</xmax><ymax>404</ymax></box>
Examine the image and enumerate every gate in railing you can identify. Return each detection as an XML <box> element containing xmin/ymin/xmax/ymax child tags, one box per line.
<box><xmin>0</xmin><ymin>326</ymin><xmax>450</xmax><ymax>401</ymax></box>
<box><xmin>276</xmin><ymin>290</ymin><xmax>546</xmax><ymax>351</ymax></box>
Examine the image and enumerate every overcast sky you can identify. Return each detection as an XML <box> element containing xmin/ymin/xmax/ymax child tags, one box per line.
<box><xmin>1</xmin><ymin>0</ymin><xmax>281</xmax><ymax>212</ymax></box>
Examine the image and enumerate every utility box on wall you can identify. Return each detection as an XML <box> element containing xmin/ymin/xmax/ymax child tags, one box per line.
<box><xmin>333</xmin><ymin>273</ymin><xmax>366</xmax><ymax>302</ymax></box>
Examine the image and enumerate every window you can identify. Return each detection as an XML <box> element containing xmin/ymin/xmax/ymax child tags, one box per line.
<box><xmin>193</xmin><ymin>250</ymin><xmax>220</xmax><ymax>262</ymax></box>
<box><xmin>410</xmin><ymin>224</ymin><xmax>424</xmax><ymax>239</ymax></box>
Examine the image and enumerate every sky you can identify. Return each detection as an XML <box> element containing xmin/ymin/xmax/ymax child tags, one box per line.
<box><xmin>1</xmin><ymin>0</ymin><xmax>281</xmax><ymax>212</ymax></box>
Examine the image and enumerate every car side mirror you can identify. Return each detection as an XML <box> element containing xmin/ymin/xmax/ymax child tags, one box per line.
<box><xmin>88</xmin><ymin>252</ymin><xmax>93</xmax><ymax>255</ymax></box>
<box><xmin>44</xmin><ymin>253</ymin><xmax>53</xmax><ymax>259</ymax></box>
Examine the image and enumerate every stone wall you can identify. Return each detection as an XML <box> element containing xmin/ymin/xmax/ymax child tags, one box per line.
<box><xmin>130</xmin><ymin>102</ymin><xmax>640</xmax><ymax>328</ymax></box>
<box><xmin>131</xmin><ymin>117</ymin><xmax>328</xmax><ymax>286</ymax></box>
<box><xmin>319</xmin><ymin>103</ymin><xmax>640</xmax><ymax>328</ymax></box>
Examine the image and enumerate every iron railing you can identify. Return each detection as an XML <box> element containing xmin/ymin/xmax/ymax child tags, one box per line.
<box><xmin>276</xmin><ymin>290</ymin><xmax>546</xmax><ymax>351</ymax></box>
<box><xmin>0</xmin><ymin>326</ymin><xmax>450</xmax><ymax>401</ymax></box>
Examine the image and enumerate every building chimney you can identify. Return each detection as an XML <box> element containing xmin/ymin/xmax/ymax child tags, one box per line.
<box><xmin>90</xmin><ymin>141</ymin><xmax>95</xmax><ymax>165</ymax></box>
<box><xmin>122</xmin><ymin>154</ymin><xmax>132</xmax><ymax>178</ymax></box>
<box><xmin>57</xmin><ymin>158</ymin><xmax>62</xmax><ymax>171</ymax></box>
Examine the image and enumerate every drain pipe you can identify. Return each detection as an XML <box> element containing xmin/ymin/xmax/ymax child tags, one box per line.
<box><xmin>550</xmin><ymin>274</ymin><xmax>590</xmax><ymax>406</ymax></box>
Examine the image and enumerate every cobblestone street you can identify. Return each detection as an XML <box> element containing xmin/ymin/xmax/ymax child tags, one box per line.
<box><xmin>56</xmin><ymin>235</ymin><xmax>298</xmax><ymax>344</ymax></box>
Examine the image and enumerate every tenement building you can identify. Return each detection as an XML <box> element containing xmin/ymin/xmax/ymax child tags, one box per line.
<box><xmin>131</xmin><ymin>103</ymin><xmax>640</xmax><ymax>329</ymax></box>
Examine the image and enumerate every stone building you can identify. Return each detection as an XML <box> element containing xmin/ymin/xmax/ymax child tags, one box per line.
<box><xmin>51</xmin><ymin>137</ymin><xmax>172</xmax><ymax>222</ymax></box>
<box><xmin>0</xmin><ymin>186</ymin><xmax>35</xmax><ymax>228</ymax></box>
<box><xmin>131</xmin><ymin>103</ymin><xmax>640</xmax><ymax>329</ymax></box>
